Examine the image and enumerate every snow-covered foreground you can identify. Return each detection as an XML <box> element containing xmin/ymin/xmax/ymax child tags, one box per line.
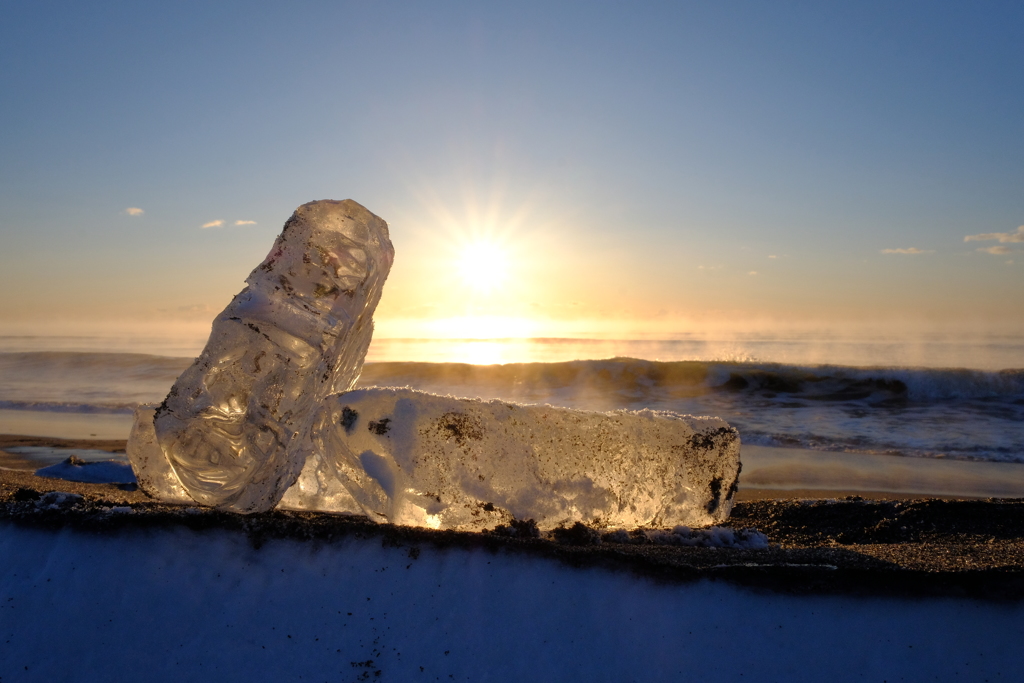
<box><xmin>1</xmin><ymin>524</ymin><xmax>1019</xmax><ymax>682</ymax></box>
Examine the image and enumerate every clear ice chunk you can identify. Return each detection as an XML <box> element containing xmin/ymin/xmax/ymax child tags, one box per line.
<box><xmin>128</xmin><ymin>200</ymin><xmax>394</xmax><ymax>513</ymax></box>
<box><xmin>294</xmin><ymin>387</ymin><xmax>741</xmax><ymax>531</ymax></box>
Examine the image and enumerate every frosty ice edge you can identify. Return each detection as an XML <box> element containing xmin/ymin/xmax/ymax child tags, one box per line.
<box><xmin>288</xmin><ymin>388</ymin><xmax>741</xmax><ymax>530</ymax></box>
<box><xmin>127</xmin><ymin>199</ymin><xmax>742</xmax><ymax>529</ymax></box>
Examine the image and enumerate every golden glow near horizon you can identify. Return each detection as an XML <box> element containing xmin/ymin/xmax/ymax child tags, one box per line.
<box><xmin>5</xmin><ymin>5</ymin><xmax>1024</xmax><ymax>353</ymax></box>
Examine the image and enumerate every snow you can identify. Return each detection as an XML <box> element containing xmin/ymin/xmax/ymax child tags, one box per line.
<box><xmin>34</xmin><ymin>457</ymin><xmax>136</xmax><ymax>484</ymax></box>
<box><xmin>647</xmin><ymin>525</ymin><xmax>770</xmax><ymax>548</ymax></box>
<box><xmin>599</xmin><ymin>525</ymin><xmax>769</xmax><ymax>548</ymax></box>
<box><xmin>0</xmin><ymin>523</ymin><xmax>1018</xmax><ymax>682</ymax></box>
<box><xmin>31</xmin><ymin>491</ymin><xmax>83</xmax><ymax>509</ymax></box>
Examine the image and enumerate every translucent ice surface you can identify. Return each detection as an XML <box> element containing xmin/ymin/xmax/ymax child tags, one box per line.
<box><xmin>292</xmin><ymin>387</ymin><xmax>741</xmax><ymax>531</ymax></box>
<box><xmin>128</xmin><ymin>200</ymin><xmax>394</xmax><ymax>512</ymax></box>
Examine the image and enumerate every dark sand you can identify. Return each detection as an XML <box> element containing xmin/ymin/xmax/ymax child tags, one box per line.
<box><xmin>3</xmin><ymin>434</ymin><xmax>1024</xmax><ymax>600</ymax></box>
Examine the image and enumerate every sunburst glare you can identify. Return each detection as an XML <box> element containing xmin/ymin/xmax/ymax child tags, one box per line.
<box><xmin>457</xmin><ymin>241</ymin><xmax>509</xmax><ymax>293</ymax></box>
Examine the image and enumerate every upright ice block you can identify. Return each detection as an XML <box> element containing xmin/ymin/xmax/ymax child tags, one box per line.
<box><xmin>129</xmin><ymin>200</ymin><xmax>394</xmax><ymax>512</ymax></box>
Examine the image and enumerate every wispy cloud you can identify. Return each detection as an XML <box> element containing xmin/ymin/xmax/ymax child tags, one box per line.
<box><xmin>202</xmin><ymin>220</ymin><xmax>225</xmax><ymax>228</ymax></box>
<box><xmin>977</xmin><ymin>245</ymin><xmax>1012</xmax><ymax>255</ymax></box>
<box><xmin>124</xmin><ymin>207</ymin><xmax>144</xmax><ymax>216</ymax></box>
<box><xmin>881</xmin><ymin>247</ymin><xmax>931</xmax><ymax>254</ymax></box>
<box><xmin>234</xmin><ymin>220</ymin><xmax>257</xmax><ymax>226</ymax></box>
<box><xmin>964</xmin><ymin>225</ymin><xmax>1024</xmax><ymax>243</ymax></box>
<box><xmin>748</xmin><ymin>271</ymin><xmax>758</xmax><ymax>275</ymax></box>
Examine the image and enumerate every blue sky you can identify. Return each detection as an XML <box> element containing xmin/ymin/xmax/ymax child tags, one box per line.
<box><xmin>2</xmin><ymin>1</ymin><xmax>1022</xmax><ymax>338</ymax></box>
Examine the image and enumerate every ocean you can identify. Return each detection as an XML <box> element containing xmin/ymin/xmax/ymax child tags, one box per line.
<box><xmin>1</xmin><ymin>333</ymin><xmax>1022</xmax><ymax>495</ymax></box>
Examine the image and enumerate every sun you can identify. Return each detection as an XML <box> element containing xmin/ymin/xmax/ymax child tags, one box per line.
<box><xmin>457</xmin><ymin>241</ymin><xmax>508</xmax><ymax>293</ymax></box>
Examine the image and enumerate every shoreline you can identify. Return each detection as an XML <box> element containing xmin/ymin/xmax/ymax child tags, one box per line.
<box><xmin>3</xmin><ymin>433</ymin><xmax>1024</xmax><ymax>600</ymax></box>
<box><xmin>5</xmin><ymin>433</ymin><xmax>1021</xmax><ymax>501</ymax></box>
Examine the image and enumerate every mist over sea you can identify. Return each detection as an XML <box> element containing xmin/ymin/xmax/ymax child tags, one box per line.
<box><xmin>0</xmin><ymin>333</ymin><xmax>1021</xmax><ymax>467</ymax></box>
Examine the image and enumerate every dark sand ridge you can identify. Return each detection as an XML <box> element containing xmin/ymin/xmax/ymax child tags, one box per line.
<box><xmin>4</xmin><ymin>434</ymin><xmax>1024</xmax><ymax>600</ymax></box>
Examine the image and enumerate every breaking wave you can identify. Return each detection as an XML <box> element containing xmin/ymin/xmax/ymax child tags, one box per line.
<box><xmin>2</xmin><ymin>352</ymin><xmax>1022</xmax><ymax>463</ymax></box>
<box><xmin>0</xmin><ymin>352</ymin><xmax>191</xmax><ymax>412</ymax></box>
<box><xmin>359</xmin><ymin>358</ymin><xmax>1024</xmax><ymax>403</ymax></box>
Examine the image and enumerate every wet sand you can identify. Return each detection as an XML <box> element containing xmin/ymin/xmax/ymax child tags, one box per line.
<box><xmin>0</xmin><ymin>409</ymin><xmax>134</xmax><ymax>441</ymax></box>
<box><xmin>3</xmin><ymin>433</ymin><xmax>1024</xmax><ymax>600</ymax></box>
<box><xmin>0</xmin><ymin>433</ymin><xmax>129</xmax><ymax>455</ymax></box>
<box><xmin>741</xmin><ymin>444</ymin><xmax>1024</xmax><ymax>500</ymax></box>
